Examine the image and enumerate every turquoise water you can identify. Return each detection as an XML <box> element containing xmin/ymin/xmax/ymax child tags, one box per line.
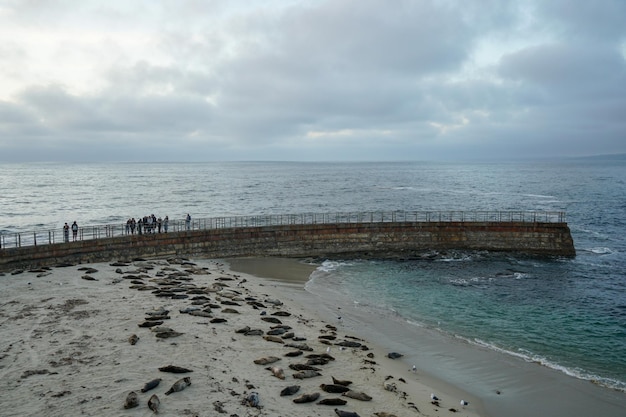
<box><xmin>307</xmin><ymin>251</ymin><xmax>626</xmax><ymax>391</ymax></box>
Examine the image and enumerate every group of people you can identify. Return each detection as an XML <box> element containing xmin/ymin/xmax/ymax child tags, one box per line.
<box><xmin>60</xmin><ymin>214</ymin><xmax>192</xmax><ymax>243</ymax></box>
<box><xmin>125</xmin><ymin>215</ymin><xmax>169</xmax><ymax>235</ymax></box>
<box><xmin>63</xmin><ymin>221</ymin><xmax>79</xmax><ymax>242</ymax></box>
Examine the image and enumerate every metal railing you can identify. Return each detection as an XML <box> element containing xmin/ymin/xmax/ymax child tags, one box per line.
<box><xmin>0</xmin><ymin>210</ymin><xmax>566</xmax><ymax>249</ymax></box>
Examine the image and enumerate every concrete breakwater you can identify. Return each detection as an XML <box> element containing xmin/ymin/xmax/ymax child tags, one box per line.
<box><xmin>0</xmin><ymin>221</ymin><xmax>575</xmax><ymax>271</ymax></box>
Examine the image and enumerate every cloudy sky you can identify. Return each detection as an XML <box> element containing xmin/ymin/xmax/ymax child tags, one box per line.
<box><xmin>1</xmin><ymin>0</ymin><xmax>625</xmax><ymax>162</ymax></box>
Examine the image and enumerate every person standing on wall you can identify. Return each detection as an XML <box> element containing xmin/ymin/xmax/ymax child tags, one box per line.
<box><xmin>63</xmin><ymin>223</ymin><xmax>70</xmax><ymax>243</ymax></box>
<box><xmin>185</xmin><ymin>213</ymin><xmax>191</xmax><ymax>231</ymax></box>
<box><xmin>71</xmin><ymin>221</ymin><xmax>78</xmax><ymax>241</ymax></box>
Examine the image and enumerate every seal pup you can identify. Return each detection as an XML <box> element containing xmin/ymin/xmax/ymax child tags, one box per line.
<box><xmin>128</xmin><ymin>334</ymin><xmax>139</xmax><ymax>345</ymax></box>
<box><xmin>320</xmin><ymin>384</ymin><xmax>350</xmax><ymax>393</ymax></box>
<box><xmin>159</xmin><ymin>365</ymin><xmax>193</xmax><ymax>373</ymax></box>
<box><xmin>280</xmin><ymin>385</ymin><xmax>300</xmax><ymax>396</ymax></box>
<box><xmin>263</xmin><ymin>335</ymin><xmax>284</xmax><ymax>344</ymax></box>
<box><xmin>123</xmin><ymin>391</ymin><xmax>139</xmax><ymax>409</ymax></box>
<box><xmin>155</xmin><ymin>330</ymin><xmax>184</xmax><ymax>338</ymax></box>
<box><xmin>253</xmin><ymin>356</ymin><xmax>280</xmax><ymax>365</ymax></box>
<box><xmin>332</xmin><ymin>376</ymin><xmax>352</xmax><ymax>386</ymax></box>
<box><xmin>334</xmin><ymin>409</ymin><xmax>361</xmax><ymax>417</ymax></box>
<box><xmin>165</xmin><ymin>377</ymin><xmax>191</xmax><ymax>395</ymax></box>
<box><xmin>342</xmin><ymin>390</ymin><xmax>372</xmax><ymax>401</ymax></box>
<box><xmin>293</xmin><ymin>392</ymin><xmax>320</xmax><ymax>403</ymax></box>
<box><xmin>318</xmin><ymin>398</ymin><xmax>347</xmax><ymax>406</ymax></box>
<box><xmin>243</xmin><ymin>391</ymin><xmax>260</xmax><ymax>407</ymax></box>
<box><xmin>293</xmin><ymin>369</ymin><xmax>322</xmax><ymax>379</ymax></box>
<box><xmin>266</xmin><ymin>366</ymin><xmax>285</xmax><ymax>379</ymax></box>
<box><xmin>148</xmin><ymin>394</ymin><xmax>160</xmax><ymax>413</ymax></box>
<box><xmin>141</xmin><ymin>378</ymin><xmax>162</xmax><ymax>393</ymax></box>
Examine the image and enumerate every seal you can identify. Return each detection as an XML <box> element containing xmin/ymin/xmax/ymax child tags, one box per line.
<box><xmin>318</xmin><ymin>398</ymin><xmax>347</xmax><ymax>406</ymax></box>
<box><xmin>292</xmin><ymin>369</ymin><xmax>322</xmax><ymax>379</ymax></box>
<box><xmin>374</xmin><ymin>413</ymin><xmax>398</xmax><ymax>417</ymax></box>
<box><xmin>332</xmin><ymin>376</ymin><xmax>352</xmax><ymax>386</ymax></box>
<box><xmin>210</xmin><ymin>318</ymin><xmax>228</xmax><ymax>323</ymax></box>
<box><xmin>266</xmin><ymin>366</ymin><xmax>285</xmax><ymax>379</ymax></box>
<box><xmin>342</xmin><ymin>390</ymin><xmax>372</xmax><ymax>401</ymax></box>
<box><xmin>334</xmin><ymin>409</ymin><xmax>361</xmax><ymax>417</ymax></box>
<box><xmin>155</xmin><ymin>330</ymin><xmax>184</xmax><ymax>338</ymax></box>
<box><xmin>141</xmin><ymin>378</ymin><xmax>162</xmax><ymax>393</ymax></box>
<box><xmin>293</xmin><ymin>392</ymin><xmax>320</xmax><ymax>403</ymax></box>
<box><xmin>253</xmin><ymin>356</ymin><xmax>280</xmax><ymax>365</ymax></box>
<box><xmin>165</xmin><ymin>376</ymin><xmax>191</xmax><ymax>395</ymax></box>
<box><xmin>123</xmin><ymin>391</ymin><xmax>139</xmax><ymax>409</ymax></box>
<box><xmin>128</xmin><ymin>334</ymin><xmax>139</xmax><ymax>345</ymax></box>
<box><xmin>159</xmin><ymin>365</ymin><xmax>193</xmax><ymax>373</ymax></box>
<box><xmin>148</xmin><ymin>394</ymin><xmax>160</xmax><ymax>413</ymax></box>
<box><xmin>320</xmin><ymin>384</ymin><xmax>350</xmax><ymax>394</ymax></box>
<box><xmin>387</xmin><ymin>352</ymin><xmax>403</xmax><ymax>359</ymax></box>
<box><xmin>289</xmin><ymin>364</ymin><xmax>320</xmax><ymax>371</ymax></box>
<box><xmin>243</xmin><ymin>391</ymin><xmax>260</xmax><ymax>407</ymax></box>
<box><xmin>263</xmin><ymin>335</ymin><xmax>284</xmax><ymax>344</ymax></box>
<box><xmin>280</xmin><ymin>385</ymin><xmax>300</xmax><ymax>396</ymax></box>
<box><xmin>261</xmin><ymin>317</ymin><xmax>282</xmax><ymax>324</ymax></box>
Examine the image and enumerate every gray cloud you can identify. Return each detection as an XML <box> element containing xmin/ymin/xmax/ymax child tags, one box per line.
<box><xmin>0</xmin><ymin>0</ymin><xmax>625</xmax><ymax>162</ymax></box>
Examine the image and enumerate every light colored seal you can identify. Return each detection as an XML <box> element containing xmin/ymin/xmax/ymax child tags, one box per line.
<box><xmin>253</xmin><ymin>356</ymin><xmax>280</xmax><ymax>365</ymax></box>
<box><xmin>266</xmin><ymin>366</ymin><xmax>285</xmax><ymax>379</ymax></box>
<box><xmin>164</xmin><ymin>377</ymin><xmax>191</xmax><ymax>395</ymax></box>
<box><xmin>293</xmin><ymin>392</ymin><xmax>320</xmax><ymax>403</ymax></box>
<box><xmin>123</xmin><ymin>391</ymin><xmax>139</xmax><ymax>409</ymax></box>
<box><xmin>342</xmin><ymin>390</ymin><xmax>372</xmax><ymax>401</ymax></box>
<box><xmin>148</xmin><ymin>394</ymin><xmax>160</xmax><ymax>413</ymax></box>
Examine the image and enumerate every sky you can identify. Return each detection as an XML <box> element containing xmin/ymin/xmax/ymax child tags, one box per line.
<box><xmin>0</xmin><ymin>0</ymin><xmax>625</xmax><ymax>162</ymax></box>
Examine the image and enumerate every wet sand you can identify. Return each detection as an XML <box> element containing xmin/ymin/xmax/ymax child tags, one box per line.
<box><xmin>228</xmin><ymin>257</ymin><xmax>626</xmax><ymax>417</ymax></box>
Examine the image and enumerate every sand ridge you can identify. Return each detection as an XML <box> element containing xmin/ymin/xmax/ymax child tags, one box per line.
<box><xmin>0</xmin><ymin>258</ymin><xmax>481</xmax><ymax>417</ymax></box>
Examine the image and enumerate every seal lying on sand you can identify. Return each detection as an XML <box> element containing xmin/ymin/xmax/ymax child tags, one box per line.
<box><xmin>342</xmin><ymin>390</ymin><xmax>372</xmax><ymax>401</ymax></box>
<box><xmin>123</xmin><ymin>391</ymin><xmax>139</xmax><ymax>409</ymax></box>
<box><xmin>332</xmin><ymin>376</ymin><xmax>352</xmax><ymax>386</ymax></box>
<box><xmin>254</xmin><ymin>356</ymin><xmax>280</xmax><ymax>365</ymax></box>
<box><xmin>159</xmin><ymin>365</ymin><xmax>193</xmax><ymax>373</ymax></box>
<box><xmin>318</xmin><ymin>398</ymin><xmax>347</xmax><ymax>406</ymax></box>
<box><xmin>280</xmin><ymin>385</ymin><xmax>300</xmax><ymax>396</ymax></box>
<box><xmin>266</xmin><ymin>366</ymin><xmax>285</xmax><ymax>379</ymax></box>
<box><xmin>165</xmin><ymin>377</ymin><xmax>191</xmax><ymax>395</ymax></box>
<box><xmin>320</xmin><ymin>384</ymin><xmax>350</xmax><ymax>393</ymax></box>
<box><xmin>148</xmin><ymin>394</ymin><xmax>160</xmax><ymax>413</ymax></box>
<box><xmin>293</xmin><ymin>392</ymin><xmax>320</xmax><ymax>403</ymax></box>
<box><xmin>141</xmin><ymin>378</ymin><xmax>162</xmax><ymax>393</ymax></box>
<box><xmin>335</xmin><ymin>409</ymin><xmax>361</xmax><ymax>417</ymax></box>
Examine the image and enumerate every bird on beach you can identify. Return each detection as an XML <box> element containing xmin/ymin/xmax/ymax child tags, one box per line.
<box><xmin>460</xmin><ymin>400</ymin><xmax>469</xmax><ymax>407</ymax></box>
<box><xmin>411</xmin><ymin>365</ymin><xmax>417</xmax><ymax>372</ymax></box>
<box><xmin>431</xmin><ymin>393</ymin><xmax>440</xmax><ymax>401</ymax></box>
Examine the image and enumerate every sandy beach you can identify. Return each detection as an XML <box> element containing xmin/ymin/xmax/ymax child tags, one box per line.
<box><xmin>0</xmin><ymin>257</ymin><xmax>482</xmax><ymax>417</ymax></box>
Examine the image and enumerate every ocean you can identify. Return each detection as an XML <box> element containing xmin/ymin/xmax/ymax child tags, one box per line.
<box><xmin>1</xmin><ymin>159</ymin><xmax>625</xmax><ymax>408</ymax></box>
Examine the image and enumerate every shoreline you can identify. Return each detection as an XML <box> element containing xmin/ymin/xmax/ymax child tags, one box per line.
<box><xmin>227</xmin><ymin>257</ymin><xmax>626</xmax><ymax>417</ymax></box>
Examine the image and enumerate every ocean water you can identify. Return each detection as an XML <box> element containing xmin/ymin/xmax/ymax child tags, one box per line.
<box><xmin>1</xmin><ymin>159</ymin><xmax>625</xmax><ymax>394</ymax></box>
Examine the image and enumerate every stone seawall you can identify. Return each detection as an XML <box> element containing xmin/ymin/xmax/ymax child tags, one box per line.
<box><xmin>0</xmin><ymin>221</ymin><xmax>575</xmax><ymax>271</ymax></box>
